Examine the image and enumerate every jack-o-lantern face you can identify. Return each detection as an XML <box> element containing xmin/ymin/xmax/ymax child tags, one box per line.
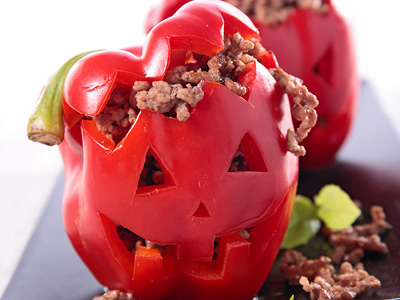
<box><xmin>58</xmin><ymin>1</ymin><xmax>298</xmax><ymax>299</ymax></box>
<box><xmin>145</xmin><ymin>0</ymin><xmax>359</xmax><ymax>170</ymax></box>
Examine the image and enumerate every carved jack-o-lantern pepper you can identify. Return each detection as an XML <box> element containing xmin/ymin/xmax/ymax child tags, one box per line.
<box><xmin>27</xmin><ymin>1</ymin><xmax>318</xmax><ymax>299</ymax></box>
<box><xmin>146</xmin><ymin>0</ymin><xmax>358</xmax><ymax>170</ymax></box>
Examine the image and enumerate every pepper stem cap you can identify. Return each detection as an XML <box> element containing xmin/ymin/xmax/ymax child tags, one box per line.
<box><xmin>27</xmin><ymin>50</ymin><xmax>100</xmax><ymax>146</ymax></box>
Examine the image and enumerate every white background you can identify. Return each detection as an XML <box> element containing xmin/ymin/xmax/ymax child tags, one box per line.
<box><xmin>0</xmin><ymin>0</ymin><xmax>399</xmax><ymax>297</ymax></box>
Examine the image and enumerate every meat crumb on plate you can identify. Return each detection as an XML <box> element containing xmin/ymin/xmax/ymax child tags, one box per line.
<box><xmin>279</xmin><ymin>250</ymin><xmax>381</xmax><ymax>300</ymax></box>
<box><xmin>300</xmin><ymin>262</ymin><xmax>381</xmax><ymax>300</ymax></box>
<box><xmin>269</xmin><ymin>67</ymin><xmax>319</xmax><ymax>156</ymax></box>
<box><xmin>279</xmin><ymin>249</ymin><xmax>332</xmax><ymax>285</ymax></box>
<box><xmin>93</xmin><ymin>290</ymin><xmax>133</xmax><ymax>300</ymax></box>
<box><xmin>324</xmin><ymin>205</ymin><xmax>392</xmax><ymax>264</ymax></box>
<box><xmin>279</xmin><ymin>205</ymin><xmax>391</xmax><ymax>299</ymax></box>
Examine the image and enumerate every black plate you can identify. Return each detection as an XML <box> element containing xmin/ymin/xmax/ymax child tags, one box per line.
<box><xmin>4</xmin><ymin>82</ymin><xmax>400</xmax><ymax>300</ymax></box>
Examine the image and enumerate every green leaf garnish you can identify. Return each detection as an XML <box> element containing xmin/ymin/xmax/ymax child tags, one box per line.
<box><xmin>315</xmin><ymin>184</ymin><xmax>361</xmax><ymax>230</ymax></box>
<box><xmin>281</xmin><ymin>184</ymin><xmax>361</xmax><ymax>249</ymax></box>
<box><xmin>281</xmin><ymin>195</ymin><xmax>321</xmax><ymax>249</ymax></box>
<box><xmin>289</xmin><ymin>296</ymin><xmax>295</xmax><ymax>300</ymax></box>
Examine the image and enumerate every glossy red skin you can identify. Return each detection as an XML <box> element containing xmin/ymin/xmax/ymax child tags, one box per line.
<box><xmin>60</xmin><ymin>1</ymin><xmax>298</xmax><ymax>299</ymax></box>
<box><xmin>145</xmin><ymin>0</ymin><xmax>359</xmax><ymax>170</ymax></box>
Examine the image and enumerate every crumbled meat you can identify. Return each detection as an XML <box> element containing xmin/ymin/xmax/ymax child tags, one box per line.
<box><xmin>324</xmin><ymin>205</ymin><xmax>392</xmax><ymax>264</ymax></box>
<box><xmin>95</xmin><ymin>33</ymin><xmax>317</xmax><ymax>154</ymax></box>
<box><xmin>95</xmin><ymin>33</ymin><xmax>268</xmax><ymax>144</ymax></box>
<box><xmin>269</xmin><ymin>67</ymin><xmax>319</xmax><ymax>156</ymax></box>
<box><xmin>300</xmin><ymin>262</ymin><xmax>381</xmax><ymax>300</ymax></box>
<box><xmin>239</xmin><ymin>229</ymin><xmax>251</xmax><ymax>239</ymax></box>
<box><xmin>95</xmin><ymin>86</ymin><xmax>138</xmax><ymax>144</ymax></box>
<box><xmin>279</xmin><ymin>250</ymin><xmax>333</xmax><ymax>285</ymax></box>
<box><xmin>133</xmin><ymin>81</ymin><xmax>203</xmax><ymax>122</ymax></box>
<box><xmin>280</xmin><ymin>206</ymin><xmax>390</xmax><ymax>299</ymax></box>
<box><xmin>280</xmin><ymin>250</ymin><xmax>381</xmax><ymax>300</ymax></box>
<box><xmin>224</xmin><ymin>77</ymin><xmax>248</xmax><ymax>96</ymax></box>
<box><xmin>224</xmin><ymin>0</ymin><xmax>329</xmax><ymax>26</ymax></box>
<box><xmin>367</xmin><ymin>205</ymin><xmax>392</xmax><ymax>234</ymax></box>
<box><xmin>165</xmin><ymin>32</ymin><xmax>266</xmax><ymax>97</ymax></box>
<box><xmin>331</xmin><ymin>245</ymin><xmax>365</xmax><ymax>265</ymax></box>
<box><xmin>93</xmin><ymin>290</ymin><xmax>133</xmax><ymax>300</ymax></box>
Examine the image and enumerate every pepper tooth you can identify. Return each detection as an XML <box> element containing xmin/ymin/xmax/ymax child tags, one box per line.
<box><xmin>133</xmin><ymin>246</ymin><xmax>163</xmax><ymax>281</ymax></box>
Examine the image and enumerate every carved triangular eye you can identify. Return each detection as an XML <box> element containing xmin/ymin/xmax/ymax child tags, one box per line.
<box><xmin>228</xmin><ymin>133</ymin><xmax>268</xmax><ymax>172</ymax></box>
<box><xmin>138</xmin><ymin>148</ymin><xmax>165</xmax><ymax>188</ymax></box>
<box><xmin>313</xmin><ymin>44</ymin><xmax>334</xmax><ymax>85</ymax></box>
<box><xmin>192</xmin><ymin>202</ymin><xmax>212</xmax><ymax>218</ymax></box>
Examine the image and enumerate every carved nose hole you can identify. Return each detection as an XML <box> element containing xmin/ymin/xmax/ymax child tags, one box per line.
<box><xmin>193</xmin><ymin>202</ymin><xmax>212</xmax><ymax>218</ymax></box>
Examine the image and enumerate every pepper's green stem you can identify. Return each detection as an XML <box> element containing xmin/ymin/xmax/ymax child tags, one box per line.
<box><xmin>27</xmin><ymin>50</ymin><xmax>100</xmax><ymax>146</ymax></box>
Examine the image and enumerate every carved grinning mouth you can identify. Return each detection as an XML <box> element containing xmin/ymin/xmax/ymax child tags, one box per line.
<box><xmin>116</xmin><ymin>223</ymin><xmax>253</xmax><ymax>261</ymax></box>
<box><xmin>97</xmin><ymin>180</ymin><xmax>297</xmax><ymax>286</ymax></box>
<box><xmin>99</xmin><ymin>211</ymin><xmax>258</xmax><ymax>281</ymax></box>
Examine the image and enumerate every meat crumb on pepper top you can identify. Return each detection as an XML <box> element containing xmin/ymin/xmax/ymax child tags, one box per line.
<box><xmin>95</xmin><ymin>32</ymin><xmax>318</xmax><ymax>155</ymax></box>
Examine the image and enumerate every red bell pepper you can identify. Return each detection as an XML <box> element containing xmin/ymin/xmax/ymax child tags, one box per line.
<box><xmin>27</xmin><ymin>1</ymin><xmax>308</xmax><ymax>299</ymax></box>
<box><xmin>146</xmin><ymin>0</ymin><xmax>358</xmax><ymax>170</ymax></box>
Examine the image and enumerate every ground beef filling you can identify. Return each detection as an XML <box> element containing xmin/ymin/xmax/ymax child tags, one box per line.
<box><xmin>279</xmin><ymin>205</ymin><xmax>391</xmax><ymax>299</ymax></box>
<box><xmin>224</xmin><ymin>0</ymin><xmax>329</xmax><ymax>26</ymax></box>
<box><xmin>270</xmin><ymin>67</ymin><xmax>319</xmax><ymax>156</ymax></box>
<box><xmin>164</xmin><ymin>32</ymin><xmax>264</xmax><ymax>96</ymax></box>
<box><xmin>279</xmin><ymin>250</ymin><xmax>333</xmax><ymax>285</ymax></box>
<box><xmin>324</xmin><ymin>205</ymin><xmax>392</xmax><ymax>264</ymax></box>
<box><xmin>95</xmin><ymin>32</ymin><xmax>265</xmax><ymax>145</ymax></box>
<box><xmin>300</xmin><ymin>261</ymin><xmax>381</xmax><ymax>300</ymax></box>
<box><xmin>280</xmin><ymin>250</ymin><xmax>382</xmax><ymax>300</ymax></box>
<box><xmin>94</xmin><ymin>87</ymin><xmax>139</xmax><ymax>143</ymax></box>
<box><xmin>134</xmin><ymin>81</ymin><xmax>204</xmax><ymax>122</ymax></box>
<box><xmin>95</xmin><ymin>33</ymin><xmax>317</xmax><ymax>156</ymax></box>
